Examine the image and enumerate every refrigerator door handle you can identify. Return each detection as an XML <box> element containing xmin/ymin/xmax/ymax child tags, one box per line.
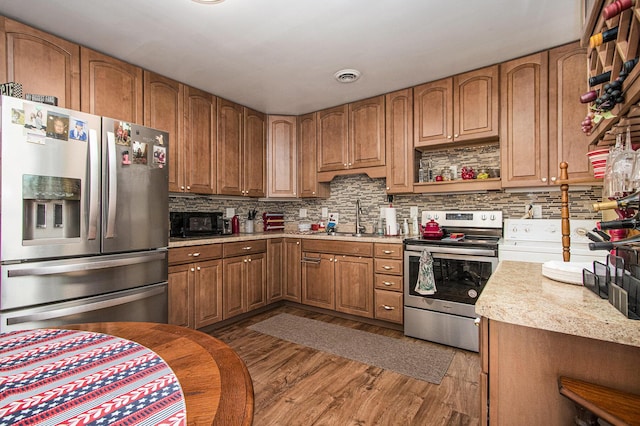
<box><xmin>7</xmin><ymin>251</ymin><xmax>166</xmax><ymax>277</ymax></box>
<box><xmin>105</xmin><ymin>131</ymin><xmax>118</xmax><ymax>238</ymax></box>
<box><xmin>87</xmin><ymin>128</ymin><xmax>100</xmax><ymax>240</ymax></box>
<box><xmin>5</xmin><ymin>285</ymin><xmax>166</xmax><ymax>327</ymax></box>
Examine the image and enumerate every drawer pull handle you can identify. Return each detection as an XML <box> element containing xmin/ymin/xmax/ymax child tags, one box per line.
<box><xmin>383</xmin><ymin>266</ymin><xmax>393</xmax><ymax>270</ymax></box>
<box><xmin>243</xmin><ymin>246</ymin><xmax>252</xmax><ymax>250</ymax></box>
<box><xmin>383</xmin><ymin>250</ymin><xmax>393</xmax><ymax>254</ymax></box>
<box><xmin>383</xmin><ymin>281</ymin><xmax>393</xmax><ymax>286</ymax></box>
<box><xmin>190</xmin><ymin>267</ymin><xmax>195</xmax><ymax>272</ymax></box>
<box><xmin>382</xmin><ymin>305</ymin><xmax>395</xmax><ymax>311</ymax></box>
<box><xmin>189</xmin><ymin>252</ymin><xmax>200</xmax><ymax>257</ymax></box>
<box><xmin>301</xmin><ymin>257</ymin><xmax>321</xmax><ymax>264</ymax></box>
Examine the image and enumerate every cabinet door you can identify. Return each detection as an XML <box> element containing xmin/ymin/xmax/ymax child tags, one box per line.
<box><xmin>283</xmin><ymin>238</ymin><xmax>302</xmax><ymax>302</ymax></box>
<box><xmin>168</xmin><ymin>264</ymin><xmax>192</xmax><ymax>328</ymax></box>
<box><xmin>548</xmin><ymin>42</ymin><xmax>594</xmax><ymax>182</ymax></box>
<box><xmin>243</xmin><ymin>107</ymin><xmax>266</xmax><ymax>197</ymax></box>
<box><xmin>317</xmin><ymin>104</ymin><xmax>349</xmax><ymax>171</ymax></box>
<box><xmin>301</xmin><ymin>252</ymin><xmax>335</xmax><ymax>309</ymax></box>
<box><xmin>246</xmin><ymin>253</ymin><xmax>266</xmax><ymax>311</ymax></box>
<box><xmin>414</xmin><ymin>77</ymin><xmax>453</xmax><ymax>146</ymax></box>
<box><xmin>223</xmin><ymin>256</ymin><xmax>246</xmax><ymax>319</ymax></box>
<box><xmin>298</xmin><ymin>113</ymin><xmax>329</xmax><ymax>198</ymax></box>
<box><xmin>267</xmin><ymin>238</ymin><xmax>284</xmax><ymax>303</ymax></box>
<box><xmin>335</xmin><ymin>255</ymin><xmax>374</xmax><ymax>318</ymax></box>
<box><xmin>453</xmin><ymin>65</ymin><xmax>499</xmax><ymax>142</ymax></box>
<box><xmin>500</xmin><ymin>52</ymin><xmax>549</xmax><ymax>188</ymax></box>
<box><xmin>267</xmin><ymin>115</ymin><xmax>297</xmax><ymax>197</ymax></box>
<box><xmin>385</xmin><ymin>88</ymin><xmax>414</xmax><ymax>194</ymax></box>
<box><xmin>217</xmin><ymin>98</ymin><xmax>243</xmax><ymax>195</ymax></box>
<box><xmin>80</xmin><ymin>47</ymin><xmax>143</xmax><ymax>123</ymax></box>
<box><xmin>349</xmin><ymin>95</ymin><xmax>385</xmax><ymax>168</ymax></box>
<box><xmin>185</xmin><ymin>86</ymin><xmax>217</xmax><ymax>194</ymax></box>
<box><xmin>194</xmin><ymin>259</ymin><xmax>223</xmax><ymax>329</ymax></box>
<box><xmin>143</xmin><ymin>72</ymin><xmax>184</xmax><ymax>193</ymax></box>
<box><xmin>0</xmin><ymin>18</ymin><xmax>80</xmax><ymax>109</ymax></box>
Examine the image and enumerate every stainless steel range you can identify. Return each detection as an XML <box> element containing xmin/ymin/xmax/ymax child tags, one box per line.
<box><xmin>404</xmin><ymin>210</ymin><xmax>503</xmax><ymax>352</ymax></box>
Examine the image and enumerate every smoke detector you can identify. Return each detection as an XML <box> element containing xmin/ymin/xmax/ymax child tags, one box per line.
<box><xmin>334</xmin><ymin>69</ymin><xmax>361</xmax><ymax>83</ymax></box>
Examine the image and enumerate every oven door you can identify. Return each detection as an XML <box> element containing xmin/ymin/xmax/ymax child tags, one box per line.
<box><xmin>404</xmin><ymin>247</ymin><xmax>498</xmax><ymax>317</ymax></box>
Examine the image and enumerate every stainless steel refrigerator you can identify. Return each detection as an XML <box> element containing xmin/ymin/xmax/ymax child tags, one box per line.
<box><xmin>0</xmin><ymin>95</ymin><xmax>169</xmax><ymax>331</ymax></box>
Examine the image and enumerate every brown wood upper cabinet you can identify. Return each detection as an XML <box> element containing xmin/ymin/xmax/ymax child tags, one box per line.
<box><xmin>0</xmin><ymin>17</ymin><xmax>80</xmax><ymax>110</ymax></box>
<box><xmin>298</xmin><ymin>113</ymin><xmax>330</xmax><ymax>197</ymax></box>
<box><xmin>414</xmin><ymin>65</ymin><xmax>499</xmax><ymax>147</ymax></box>
<box><xmin>501</xmin><ymin>42</ymin><xmax>592</xmax><ymax>188</ymax></box>
<box><xmin>80</xmin><ymin>47</ymin><xmax>143</xmax><ymax>124</ymax></box>
<box><xmin>267</xmin><ymin>115</ymin><xmax>297</xmax><ymax>197</ymax></box>
<box><xmin>385</xmin><ymin>88</ymin><xmax>414</xmax><ymax>194</ymax></box>
<box><xmin>317</xmin><ymin>95</ymin><xmax>385</xmax><ymax>172</ymax></box>
<box><xmin>217</xmin><ymin>98</ymin><xmax>266</xmax><ymax>197</ymax></box>
<box><xmin>548</xmin><ymin>42</ymin><xmax>594</xmax><ymax>183</ymax></box>
<box><xmin>144</xmin><ymin>72</ymin><xmax>217</xmax><ymax>194</ymax></box>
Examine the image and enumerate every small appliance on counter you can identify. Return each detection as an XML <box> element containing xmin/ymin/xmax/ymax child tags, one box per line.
<box><xmin>263</xmin><ymin>212</ymin><xmax>285</xmax><ymax>231</ymax></box>
<box><xmin>170</xmin><ymin>211</ymin><xmax>223</xmax><ymax>238</ymax></box>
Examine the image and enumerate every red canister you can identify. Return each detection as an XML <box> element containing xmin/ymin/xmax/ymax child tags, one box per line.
<box><xmin>231</xmin><ymin>215</ymin><xmax>240</xmax><ymax>234</ymax></box>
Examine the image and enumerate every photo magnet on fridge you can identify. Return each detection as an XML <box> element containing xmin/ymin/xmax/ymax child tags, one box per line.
<box><xmin>132</xmin><ymin>141</ymin><xmax>148</xmax><ymax>165</ymax></box>
<box><xmin>153</xmin><ymin>145</ymin><xmax>166</xmax><ymax>168</ymax></box>
<box><xmin>46</xmin><ymin>112</ymin><xmax>69</xmax><ymax>140</ymax></box>
<box><xmin>11</xmin><ymin>108</ymin><xmax>25</xmax><ymax>125</ymax></box>
<box><xmin>115</xmin><ymin>121</ymin><xmax>131</xmax><ymax>146</ymax></box>
<box><xmin>69</xmin><ymin>119</ymin><xmax>87</xmax><ymax>141</ymax></box>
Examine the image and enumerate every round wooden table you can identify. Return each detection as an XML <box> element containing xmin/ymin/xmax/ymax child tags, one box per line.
<box><xmin>61</xmin><ymin>322</ymin><xmax>254</xmax><ymax>426</ymax></box>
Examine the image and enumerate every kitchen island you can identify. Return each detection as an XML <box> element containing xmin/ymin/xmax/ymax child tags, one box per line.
<box><xmin>476</xmin><ymin>261</ymin><xmax>640</xmax><ymax>425</ymax></box>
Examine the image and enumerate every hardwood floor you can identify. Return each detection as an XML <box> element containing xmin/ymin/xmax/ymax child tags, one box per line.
<box><xmin>210</xmin><ymin>305</ymin><xmax>481</xmax><ymax>425</ymax></box>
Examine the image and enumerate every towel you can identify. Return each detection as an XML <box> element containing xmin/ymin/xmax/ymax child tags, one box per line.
<box><xmin>415</xmin><ymin>250</ymin><xmax>436</xmax><ymax>295</ymax></box>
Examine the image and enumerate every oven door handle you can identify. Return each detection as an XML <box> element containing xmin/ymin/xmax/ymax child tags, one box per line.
<box><xmin>405</xmin><ymin>246</ymin><xmax>496</xmax><ymax>257</ymax></box>
<box><xmin>408</xmin><ymin>251</ymin><xmax>498</xmax><ymax>264</ymax></box>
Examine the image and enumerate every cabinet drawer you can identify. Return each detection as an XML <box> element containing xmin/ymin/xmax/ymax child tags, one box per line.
<box><xmin>301</xmin><ymin>239</ymin><xmax>373</xmax><ymax>257</ymax></box>
<box><xmin>374</xmin><ymin>258</ymin><xmax>402</xmax><ymax>275</ymax></box>
<box><xmin>374</xmin><ymin>243</ymin><xmax>402</xmax><ymax>259</ymax></box>
<box><xmin>169</xmin><ymin>244</ymin><xmax>222</xmax><ymax>265</ymax></box>
<box><xmin>375</xmin><ymin>274</ymin><xmax>403</xmax><ymax>292</ymax></box>
<box><xmin>374</xmin><ymin>290</ymin><xmax>403</xmax><ymax>324</ymax></box>
<box><xmin>223</xmin><ymin>239</ymin><xmax>267</xmax><ymax>257</ymax></box>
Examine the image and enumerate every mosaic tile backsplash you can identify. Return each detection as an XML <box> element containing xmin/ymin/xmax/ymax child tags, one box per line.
<box><xmin>170</xmin><ymin>174</ymin><xmax>602</xmax><ymax>234</ymax></box>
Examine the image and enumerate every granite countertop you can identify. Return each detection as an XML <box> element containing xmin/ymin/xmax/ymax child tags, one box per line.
<box><xmin>476</xmin><ymin>261</ymin><xmax>640</xmax><ymax>348</ymax></box>
<box><xmin>169</xmin><ymin>232</ymin><xmax>405</xmax><ymax>247</ymax></box>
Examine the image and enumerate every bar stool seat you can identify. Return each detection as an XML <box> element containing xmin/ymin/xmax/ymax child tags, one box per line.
<box><xmin>558</xmin><ymin>376</ymin><xmax>640</xmax><ymax>426</ymax></box>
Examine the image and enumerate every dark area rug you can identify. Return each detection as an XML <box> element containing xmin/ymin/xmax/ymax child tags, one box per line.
<box><xmin>248</xmin><ymin>313</ymin><xmax>455</xmax><ymax>384</ymax></box>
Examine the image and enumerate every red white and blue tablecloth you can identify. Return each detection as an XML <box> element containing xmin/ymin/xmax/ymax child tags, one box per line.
<box><xmin>0</xmin><ymin>328</ymin><xmax>187</xmax><ymax>425</ymax></box>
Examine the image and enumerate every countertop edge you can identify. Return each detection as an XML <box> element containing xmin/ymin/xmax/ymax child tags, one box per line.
<box><xmin>169</xmin><ymin>232</ymin><xmax>404</xmax><ymax>247</ymax></box>
<box><xmin>476</xmin><ymin>261</ymin><xmax>640</xmax><ymax>348</ymax></box>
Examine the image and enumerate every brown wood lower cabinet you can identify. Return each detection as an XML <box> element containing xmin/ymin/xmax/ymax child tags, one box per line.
<box><xmin>373</xmin><ymin>243</ymin><xmax>403</xmax><ymax>324</ymax></box>
<box><xmin>283</xmin><ymin>238</ymin><xmax>302</xmax><ymax>302</ymax></box>
<box><xmin>168</xmin><ymin>245</ymin><xmax>223</xmax><ymax>329</ymax></box>
<box><xmin>222</xmin><ymin>240</ymin><xmax>266</xmax><ymax>319</ymax></box>
<box><xmin>301</xmin><ymin>240</ymin><xmax>375</xmax><ymax>319</ymax></box>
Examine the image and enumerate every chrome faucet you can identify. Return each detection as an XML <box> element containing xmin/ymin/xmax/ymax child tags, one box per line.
<box><xmin>355</xmin><ymin>199</ymin><xmax>366</xmax><ymax>236</ymax></box>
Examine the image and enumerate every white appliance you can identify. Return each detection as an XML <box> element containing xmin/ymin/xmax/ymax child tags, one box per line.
<box><xmin>499</xmin><ymin>219</ymin><xmax>608</xmax><ymax>263</ymax></box>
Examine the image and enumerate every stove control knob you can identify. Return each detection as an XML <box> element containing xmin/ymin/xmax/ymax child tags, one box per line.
<box><xmin>481</xmin><ymin>214</ymin><xmax>487</xmax><ymax>220</ymax></box>
<box><xmin>490</xmin><ymin>214</ymin><xmax>496</xmax><ymax>221</ymax></box>
<box><xmin>433</xmin><ymin>214</ymin><xmax>439</xmax><ymax>220</ymax></box>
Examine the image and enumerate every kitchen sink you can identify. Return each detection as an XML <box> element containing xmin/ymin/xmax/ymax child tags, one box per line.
<box><xmin>322</xmin><ymin>232</ymin><xmax>377</xmax><ymax>237</ymax></box>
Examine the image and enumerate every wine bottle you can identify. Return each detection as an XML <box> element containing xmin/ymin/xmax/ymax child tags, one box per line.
<box><xmin>592</xmin><ymin>190</ymin><xmax>640</xmax><ymax>211</ymax></box>
<box><xmin>580</xmin><ymin>90</ymin><xmax>598</xmax><ymax>103</ymax></box>
<box><xmin>589</xmin><ymin>70</ymin><xmax>612</xmax><ymax>87</ymax></box>
<box><xmin>589</xmin><ymin>232</ymin><xmax>640</xmax><ymax>251</ymax></box>
<box><xmin>602</xmin><ymin>0</ymin><xmax>634</xmax><ymax>20</ymax></box>
<box><xmin>597</xmin><ymin>215</ymin><xmax>640</xmax><ymax>230</ymax></box>
<box><xmin>590</xmin><ymin>26</ymin><xmax>619</xmax><ymax>48</ymax></box>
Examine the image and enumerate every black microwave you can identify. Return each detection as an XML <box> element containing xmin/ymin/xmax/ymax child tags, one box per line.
<box><xmin>170</xmin><ymin>212</ymin><xmax>224</xmax><ymax>238</ymax></box>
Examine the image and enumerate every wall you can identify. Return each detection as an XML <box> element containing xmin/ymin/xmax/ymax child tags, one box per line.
<box><xmin>170</xmin><ymin>175</ymin><xmax>602</xmax><ymax>233</ymax></box>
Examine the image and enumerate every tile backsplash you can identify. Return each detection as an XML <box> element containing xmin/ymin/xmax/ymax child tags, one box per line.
<box><xmin>170</xmin><ymin>174</ymin><xmax>602</xmax><ymax>234</ymax></box>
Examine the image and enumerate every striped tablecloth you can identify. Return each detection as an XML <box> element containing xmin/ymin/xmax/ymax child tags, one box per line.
<box><xmin>0</xmin><ymin>328</ymin><xmax>187</xmax><ymax>425</ymax></box>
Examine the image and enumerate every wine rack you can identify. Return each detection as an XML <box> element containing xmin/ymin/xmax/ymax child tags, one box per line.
<box><xmin>582</xmin><ymin>0</ymin><xmax>640</xmax><ymax>145</ymax></box>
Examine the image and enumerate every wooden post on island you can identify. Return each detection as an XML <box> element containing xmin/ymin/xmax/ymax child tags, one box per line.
<box><xmin>560</xmin><ymin>162</ymin><xmax>570</xmax><ymax>262</ymax></box>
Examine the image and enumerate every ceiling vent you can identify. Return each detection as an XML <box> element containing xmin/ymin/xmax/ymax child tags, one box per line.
<box><xmin>334</xmin><ymin>69</ymin><xmax>361</xmax><ymax>83</ymax></box>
